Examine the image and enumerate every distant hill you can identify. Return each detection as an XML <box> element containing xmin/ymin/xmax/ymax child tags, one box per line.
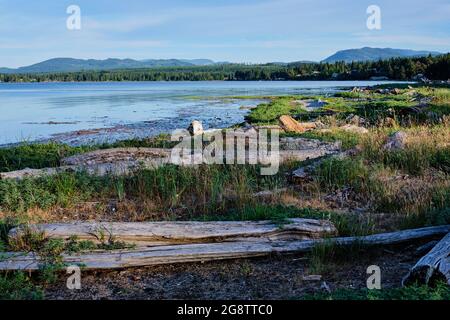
<box><xmin>179</xmin><ymin>59</ymin><xmax>216</xmax><ymax>66</ymax></box>
<box><xmin>323</xmin><ymin>47</ymin><xmax>441</xmax><ymax>63</ymax></box>
<box><xmin>0</xmin><ymin>58</ymin><xmax>220</xmax><ymax>74</ymax></box>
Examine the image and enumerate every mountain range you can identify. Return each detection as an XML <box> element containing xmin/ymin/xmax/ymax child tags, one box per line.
<box><xmin>322</xmin><ymin>47</ymin><xmax>441</xmax><ymax>63</ymax></box>
<box><xmin>0</xmin><ymin>48</ymin><xmax>443</xmax><ymax>74</ymax></box>
<box><xmin>0</xmin><ymin>58</ymin><xmax>217</xmax><ymax>74</ymax></box>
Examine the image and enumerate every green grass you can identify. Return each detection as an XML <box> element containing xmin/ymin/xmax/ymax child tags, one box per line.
<box><xmin>282</xmin><ymin>129</ymin><xmax>361</xmax><ymax>150</ymax></box>
<box><xmin>0</xmin><ymin>164</ymin><xmax>287</xmax><ymax>217</ymax></box>
<box><xmin>313</xmin><ymin>157</ymin><xmax>369</xmax><ymax>191</ymax></box>
<box><xmin>301</xmin><ymin>282</ymin><xmax>450</xmax><ymax>300</ymax></box>
<box><xmin>246</xmin><ymin>97</ymin><xmax>303</xmax><ymax>123</ymax></box>
<box><xmin>307</xmin><ymin>240</ymin><xmax>365</xmax><ymax>274</ymax></box>
<box><xmin>0</xmin><ymin>172</ymin><xmax>102</xmax><ymax>212</ymax></box>
<box><xmin>310</xmin><ymin>144</ymin><xmax>450</xmax><ymax>219</ymax></box>
<box><xmin>0</xmin><ymin>142</ymin><xmax>93</xmax><ymax>172</ymax></box>
<box><xmin>197</xmin><ymin>204</ymin><xmax>374</xmax><ymax>236</ymax></box>
<box><xmin>105</xmin><ymin>134</ymin><xmax>177</xmax><ymax>149</ymax></box>
<box><xmin>0</xmin><ymin>134</ymin><xmax>177</xmax><ymax>173</ymax></box>
<box><xmin>0</xmin><ymin>272</ymin><xmax>44</xmax><ymax>300</ymax></box>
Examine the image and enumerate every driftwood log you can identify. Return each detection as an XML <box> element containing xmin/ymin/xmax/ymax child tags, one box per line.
<box><xmin>402</xmin><ymin>232</ymin><xmax>450</xmax><ymax>286</ymax></box>
<box><xmin>9</xmin><ymin>219</ymin><xmax>338</xmax><ymax>247</ymax></box>
<box><xmin>0</xmin><ymin>143</ymin><xmax>340</xmax><ymax>180</ymax></box>
<box><xmin>0</xmin><ymin>159</ymin><xmax>169</xmax><ymax>180</ymax></box>
<box><xmin>1</xmin><ymin>225</ymin><xmax>449</xmax><ymax>271</ymax></box>
<box><xmin>0</xmin><ymin>148</ymin><xmax>171</xmax><ymax>180</ymax></box>
<box><xmin>61</xmin><ymin>148</ymin><xmax>171</xmax><ymax>166</ymax></box>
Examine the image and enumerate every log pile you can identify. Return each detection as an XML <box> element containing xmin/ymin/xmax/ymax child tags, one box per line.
<box><xmin>1</xmin><ymin>222</ymin><xmax>449</xmax><ymax>271</ymax></box>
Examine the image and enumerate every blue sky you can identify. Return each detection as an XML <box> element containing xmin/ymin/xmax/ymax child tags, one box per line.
<box><xmin>0</xmin><ymin>0</ymin><xmax>449</xmax><ymax>67</ymax></box>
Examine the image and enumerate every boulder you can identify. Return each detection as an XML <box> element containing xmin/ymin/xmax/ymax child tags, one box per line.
<box><xmin>188</xmin><ymin>120</ymin><xmax>204</xmax><ymax>136</ymax></box>
<box><xmin>340</xmin><ymin>124</ymin><xmax>369</xmax><ymax>134</ymax></box>
<box><xmin>383</xmin><ymin>131</ymin><xmax>408</xmax><ymax>151</ymax></box>
<box><xmin>239</xmin><ymin>105</ymin><xmax>256</xmax><ymax>110</ymax></box>
<box><xmin>346</xmin><ymin>114</ymin><xmax>366</xmax><ymax>126</ymax></box>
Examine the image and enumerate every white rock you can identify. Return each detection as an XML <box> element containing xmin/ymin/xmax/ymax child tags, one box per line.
<box><xmin>188</xmin><ymin>120</ymin><xmax>204</xmax><ymax>136</ymax></box>
<box><xmin>341</xmin><ymin>124</ymin><xmax>369</xmax><ymax>134</ymax></box>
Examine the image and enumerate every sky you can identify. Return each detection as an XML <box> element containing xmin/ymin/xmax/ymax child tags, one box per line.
<box><xmin>0</xmin><ymin>0</ymin><xmax>449</xmax><ymax>67</ymax></box>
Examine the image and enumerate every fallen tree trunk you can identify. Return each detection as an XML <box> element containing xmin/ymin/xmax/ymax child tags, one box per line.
<box><xmin>9</xmin><ymin>219</ymin><xmax>338</xmax><ymax>247</ymax></box>
<box><xmin>0</xmin><ymin>148</ymin><xmax>172</xmax><ymax>180</ymax></box>
<box><xmin>402</xmin><ymin>232</ymin><xmax>450</xmax><ymax>286</ymax></box>
<box><xmin>0</xmin><ymin>149</ymin><xmax>340</xmax><ymax>180</ymax></box>
<box><xmin>61</xmin><ymin>148</ymin><xmax>171</xmax><ymax>166</ymax></box>
<box><xmin>2</xmin><ymin>225</ymin><xmax>449</xmax><ymax>271</ymax></box>
<box><xmin>0</xmin><ymin>158</ymin><xmax>169</xmax><ymax>180</ymax></box>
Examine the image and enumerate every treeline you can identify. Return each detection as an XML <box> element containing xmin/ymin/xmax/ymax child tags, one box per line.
<box><xmin>1</xmin><ymin>54</ymin><xmax>449</xmax><ymax>82</ymax></box>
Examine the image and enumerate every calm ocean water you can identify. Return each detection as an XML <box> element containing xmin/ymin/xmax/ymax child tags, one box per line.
<box><xmin>0</xmin><ymin>81</ymin><xmax>402</xmax><ymax>145</ymax></box>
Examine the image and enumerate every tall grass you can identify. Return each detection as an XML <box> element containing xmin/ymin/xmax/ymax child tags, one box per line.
<box><xmin>0</xmin><ymin>164</ymin><xmax>288</xmax><ymax>219</ymax></box>
<box><xmin>0</xmin><ymin>142</ymin><xmax>92</xmax><ymax>172</ymax></box>
<box><xmin>0</xmin><ymin>134</ymin><xmax>178</xmax><ymax>173</ymax></box>
<box><xmin>310</xmin><ymin>125</ymin><xmax>450</xmax><ymax>219</ymax></box>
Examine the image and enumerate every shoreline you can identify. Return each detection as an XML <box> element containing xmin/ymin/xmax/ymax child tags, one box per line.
<box><xmin>0</xmin><ymin>81</ymin><xmax>410</xmax><ymax>148</ymax></box>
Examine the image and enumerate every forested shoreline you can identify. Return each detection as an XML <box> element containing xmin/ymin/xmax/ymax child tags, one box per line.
<box><xmin>1</xmin><ymin>53</ymin><xmax>449</xmax><ymax>83</ymax></box>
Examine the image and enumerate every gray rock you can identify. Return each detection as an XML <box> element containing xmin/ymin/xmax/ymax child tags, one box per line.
<box><xmin>383</xmin><ymin>131</ymin><xmax>408</xmax><ymax>151</ymax></box>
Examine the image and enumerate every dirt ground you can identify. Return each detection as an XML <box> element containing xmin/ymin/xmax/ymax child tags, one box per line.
<box><xmin>44</xmin><ymin>242</ymin><xmax>429</xmax><ymax>300</ymax></box>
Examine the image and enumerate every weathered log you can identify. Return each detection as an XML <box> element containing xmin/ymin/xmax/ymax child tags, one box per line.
<box><xmin>402</xmin><ymin>232</ymin><xmax>450</xmax><ymax>286</ymax></box>
<box><xmin>279</xmin><ymin>115</ymin><xmax>308</xmax><ymax>133</ymax></box>
<box><xmin>0</xmin><ymin>158</ymin><xmax>169</xmax><ymax>180</ymax></box>
<box><xmin>61</xmin><ymin>148</ymin><xmax>171</xmax><ymax>166</ymax></box>
<box><xmin>8</xmin><ymin>219</ymin><xmax>338</xmax><ymax>247</ymax></box>
<box><xmin>0</xmin><ymin>147</ymin><xmax>340</xmax><ymax>180</ymax></box>
<box><xmin>1</xmin><ymin>225</ymin><xmax>449</xmax><ymax>271</ymax></box>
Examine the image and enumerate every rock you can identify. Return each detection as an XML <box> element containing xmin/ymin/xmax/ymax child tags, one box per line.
<box><xmin>253</xmin><ymin>188</ymin><xmax>287</xmax><ymax>199</ymax></box>
<box><xmin>391</xmin><ymin>88</ymin><xmax>401</xmax><ymax>95</ymax></box>
<box><xmin>241</xmin><ymin>122</ymin><xmax>254</xmax><ymax>131</ymax></box>
<box><xmin>302</xmin><ymin>275</ymin><xmax>322</xmax><ymax>281</ymax></box>
<box><xmin>340</xmin><ymin>124</ymin><xmax>369</xmax><ymax>134</ymax></box>
<box><xmin>239</xmin><ymin>105</ymin><xmax>256</xmax><ymax>110</ymax></box>
<box><xmin>188</xmin><ymin>120</ymin><xmax>204</xmax><ymax>136</ymax></box>
<box><xmin>280</xmin><ymin>137</ymin><xmax>341</xmax><ymax>152</ymax></box>
<box><xmin>376</xmin><ymin>89</ymin><xmax>390</xmax><ymax>94</ymax></box>
<box><xmin>279</xmin><ymin>115</ymin><xmax>307</xmax><ymax>133</ymax></box>
<box><xmin>346</xmin><ymin>114</ymin><xmax>366</xmax><ymax>126</ymax></box>
<box><xmin>253</xmin><ymin>125</ymin><xmax>283</xmax><ymax>132</ymax></box>
<box><xmin>398</xmin><ymin>106</ymin><xmax>423</xmax><ymax>116</ymax></box>
<box><xmin>383</xmin><ymin>131</ymin><xmax>408</xmax><ymax>151</ymax></box>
